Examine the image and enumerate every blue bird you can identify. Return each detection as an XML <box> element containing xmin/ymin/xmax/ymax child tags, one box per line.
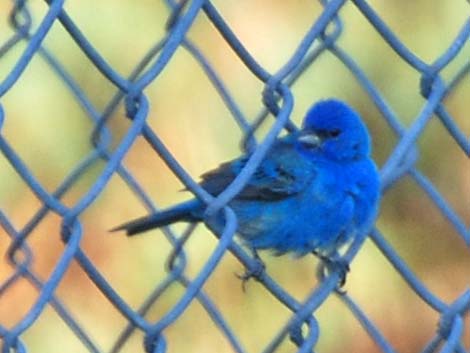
<box><xmin>113</xmin><ymin>99</ymin><xmax>380</xmax><ymax>264</ymax></box>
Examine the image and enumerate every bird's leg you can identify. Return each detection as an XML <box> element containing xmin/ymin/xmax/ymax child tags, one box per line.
<box><xmin>235</xmin><ymin>248</ymin><xmax>266</xmax><ymax>291</ymax></box>
<box><xmin>313</xmin><ymin>250</ymin><xmax>350</xmax><ymax>293</ymax></box>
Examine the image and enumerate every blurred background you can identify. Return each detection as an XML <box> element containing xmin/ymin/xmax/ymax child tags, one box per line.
<box><xmin>1</xmin><ymin>0</ymin><xmax>469</xmax><ymax>352</ymax></box>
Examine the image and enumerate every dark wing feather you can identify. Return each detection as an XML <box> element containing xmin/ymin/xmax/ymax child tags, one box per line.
<box><xmin>199</xmin><ymin>158</ymin><xmax>247</xmax><ymax>197</ymax></box>
<box><xmin>199</xmin><ymin>142</ymin><xmax>315</xmax><ymax>201</ymax></box>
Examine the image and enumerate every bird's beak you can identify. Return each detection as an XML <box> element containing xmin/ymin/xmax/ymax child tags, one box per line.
<box><xmin>298</xmin><ymin>133</ymin><xmax>322</xmax><ymax>148</ymax></box>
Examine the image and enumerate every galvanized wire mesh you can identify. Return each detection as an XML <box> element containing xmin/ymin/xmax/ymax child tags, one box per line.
<box><xmin>1</xmin><ymin>1</ymin><xmax>469</xmax><ymax>352</ymax></box>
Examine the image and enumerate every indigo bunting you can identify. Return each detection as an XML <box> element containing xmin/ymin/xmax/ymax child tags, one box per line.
<box><xmin>113</xmin><ymin>99</ymin><xmax>380</xmax><ymax>261</ymax></box>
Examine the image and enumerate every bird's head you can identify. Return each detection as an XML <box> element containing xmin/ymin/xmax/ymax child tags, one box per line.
<box><xmin>296</xmin><ymin>99</ymin><xmax>371</xmax><ymax>162</ymax></box>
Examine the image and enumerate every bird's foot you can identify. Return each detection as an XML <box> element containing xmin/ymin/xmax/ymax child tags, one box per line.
<box><xmin>235</xmin><ymin>250</ymin><xmax>266</xmax><ymax>291</ymax></box>
<box><xmin>313</xmin><ymin>251</ymin><xmax>350</xmax><ymax>294</ymax></box>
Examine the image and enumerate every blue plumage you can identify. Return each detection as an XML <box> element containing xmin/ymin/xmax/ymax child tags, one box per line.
<box><xmin>113</xmin><ymin>99</ymin><xmax>380</xmax><ymax>258</ymax></box>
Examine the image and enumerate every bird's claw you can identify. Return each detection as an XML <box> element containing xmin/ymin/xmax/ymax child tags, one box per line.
<box><xmin>235</xmin><ymin>257</ymin><xmax>266</xmax><ymax>291</ymax></box>
<box><xmin>314</xmin><ymin>251</ymin><xmax>350</xmax><ymax>293</ymax></box>
<box><xmin>334</xmin><ymin>258</ymin><xmax>350</xmax><ymax>294</ymax></box>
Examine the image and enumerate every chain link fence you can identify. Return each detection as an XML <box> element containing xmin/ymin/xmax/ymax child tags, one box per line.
<box><xmin>1</xmin><ymin>1</ymin><xmax>469</xmax><ymax>352</ymax></box>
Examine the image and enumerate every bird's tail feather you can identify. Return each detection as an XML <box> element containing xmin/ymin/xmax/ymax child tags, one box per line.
<box><xmin>111</xmin><ymin>199</ymin><xmax>201</xmax><ymax>236</ymax></box>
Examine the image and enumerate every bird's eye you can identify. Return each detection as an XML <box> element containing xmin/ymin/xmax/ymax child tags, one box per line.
<box><xmin>329</xmin><ymin>129</ymin><xmax>341</xmax><ymax>138</ymax></box>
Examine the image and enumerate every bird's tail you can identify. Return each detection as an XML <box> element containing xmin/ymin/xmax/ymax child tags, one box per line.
<box><xmin>111</xmin><ymin>199</ymin><xmax>201</xmax><ymax>236</ymax></box>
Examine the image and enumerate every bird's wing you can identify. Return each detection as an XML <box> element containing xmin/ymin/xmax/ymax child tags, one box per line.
<box><xmin>199</xmin><ymin>142</ymin><xmax>315</xmax><ymax>201</ymax></box>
